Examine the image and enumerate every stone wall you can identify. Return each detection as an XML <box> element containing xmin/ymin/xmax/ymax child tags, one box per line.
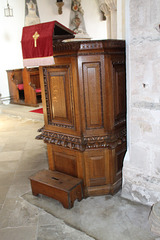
<box><xmin>122</xmin><ymin>0</ymin><xmax>160</xmax><ymax>205</ymax></box>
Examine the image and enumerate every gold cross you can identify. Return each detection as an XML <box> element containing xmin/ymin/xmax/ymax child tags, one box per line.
<box><xmin>32</xmin><ymin>31</ymin><xmax>40</xmax><ymax>47</ymax></box>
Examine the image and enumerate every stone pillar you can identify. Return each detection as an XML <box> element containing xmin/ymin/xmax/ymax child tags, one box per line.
<box><xmin>117</xmin><ymin>0</ymin><xmax>125</xmax><ymax>39</ymax></box>
<box><xmin>105</xmin><ymin>0</ymin><xmax>117</xmax><ymax>39</ymax></box>
<box><xmin>98</xmin><ymin>0</ymin><xmax>117</xmax><ymax>39</ymax></box>
<box><xmin>122</xmin><ymin>0</ymin><xmax>160</xmax><ymax>206</ymax></box>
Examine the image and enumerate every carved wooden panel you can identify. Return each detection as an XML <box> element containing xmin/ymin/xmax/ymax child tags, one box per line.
<box><xmin>39</xmin><ymin>40</ymin><xmax>126</xmax><ymax>197</ymax></box>
<box><xmin>112</xmin><ymin>63</ymin><xmax>126</xmax><ymax>126</ymax></box>
<box><xmin>50</xmin><ymin>73</ymin><xmax>67</xmax><ymax>119</ymax></box>
<box><xmin>53</xmin><ymin>151</ymin><xmax>78</xmax><ymax>177</ymax></box>
<box><xmin>85</xmin><ymin>150</ymin><xmax>107</xmax><ymax>187</ymax></box>
<box><xmin>44</xmin><ymin>65</ymin><xmax>75</xmax><ymax>128</ymax></box>
<box><xmin>83</xmin><ymin>62</ymin><xmax>103</xmax><ymax>130</ymax></box>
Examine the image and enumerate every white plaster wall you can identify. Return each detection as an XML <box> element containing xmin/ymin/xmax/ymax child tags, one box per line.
<box><xmin>0</xmin><ymin>0</ymin><xmax>25</xmax><ymax>101</ymax></box>
<box><xmin>122</xmin><ymin>0</ymin><xmax>160</xmax><ymax>206</ymax></box>
<box><xmin>0</xmin><ymin>0</ymin><xmax>106</xmax><ymax>102</ymax></box>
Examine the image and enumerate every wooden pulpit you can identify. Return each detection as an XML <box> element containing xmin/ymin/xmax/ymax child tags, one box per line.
<box><xmin>37</xmin><ymin>39</ymin><xmax>126</xmax><ymax>197</ymax></box>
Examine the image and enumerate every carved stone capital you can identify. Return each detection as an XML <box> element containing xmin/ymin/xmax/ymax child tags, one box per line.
<box><xmin>98</xmin><ymin>0</ymin><xmax>117</xmax><ymax>13</ymax></box>
<box><xmin>98</xmin><ymin>0</ymin><xmax>110</xmax><ymax>17</ymax></box>
<box><xmin>105</xmin><ymin>0</ymin><xmax>117</xmax><ymax>11</ymax></box>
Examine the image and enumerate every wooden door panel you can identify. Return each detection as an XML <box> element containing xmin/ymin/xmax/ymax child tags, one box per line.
<box><xmin>53</xmin><ymin>151</ymin><xmax>78</xmax><ymax>177</ymax></box>
<box><xmin>78</xmin><ymin>55</ymin><xmax>105</xmax><ymax>135</ymax></box>
<box><xmin>44</xmin><ymin>65</ymin><xmax>75</xmax><ymax>128</ymax></box>
<box><xmin>85</xmin><ymin>150</ymin><xmax>108</xmax><ymax>187</ymax></box>
<box><xmin>83</xmin><ymin>62</ymin><xmax>103</xmax><ymax>130</ymax></box>
<box><xmin>113</xmin><ymin>63</ymin><xmax>126</xmax><ymax>126</ymax></box>
<box><xmin>50</xmin><ymin>74</ymin><xmax>67</xmax><ymax>119</ymax></box>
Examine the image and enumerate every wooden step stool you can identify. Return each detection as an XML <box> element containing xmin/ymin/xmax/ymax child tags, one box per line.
<box><xmin>29</xmin><ymin>169</ymin><xmax>83</xmax><ymax>209</ymax></box>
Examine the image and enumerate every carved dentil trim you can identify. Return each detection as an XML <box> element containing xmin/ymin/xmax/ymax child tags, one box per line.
<box><xmin>53</xmin><ymin>42</ymin><xmax>80</xmax><ymax>53</ymax></box>
<box><xmin>52</xmin><ymin>40</ymin><xmax>125</xmax><ymax>54</ymax></box>
<box><xmin>36</xmin><ymin>128</ymin><xmax>126</xmax><ymax>151</ymax></box>
<box><xmin>80</xmin><ymin>42</ymin><xmax>103</xmax><ymax>50</ymax></box>
<box><xmin>49</xmin><ymin>122</ymin><xmax>74</xmax><ymax>129</ymax></box>
<box><xmin>112</xmin><ymin>60</ymin><xmax>125</xmax><ymax>65</ymax></box>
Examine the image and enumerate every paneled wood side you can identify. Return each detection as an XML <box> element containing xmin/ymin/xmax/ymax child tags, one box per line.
<box><xmin>42</xmin><ymin>64</ymin><xmax>76</xmax><ymax>131</ymax></box>
<box><xmin>47</xmin><ymin>145</ymin><xmax>84</xmax><ymax>180</ymax></box>
<box><xmin>107</xmin><ymin>143</ymin><xmax>126</xmax><ymax>194</ymax></box>
<box><xmin>114</xmin><ymin>143</ymin><xmax>126</xmax><ymax>182</ymax></box>
<box><xmin>78</xmin><ymin>55</ymin><xmax>106</xmax><ymax>136</ymax></box>
<box><xmin>84</xmin><ymin>149</ymin><xmax>109</xmax><ymax>188</ymax></box>
<box><xmin>54</xmin><ymin>151</ymin><xmax>77</xmax><ymax>177</ymax></box>
<box><xmin>112</xmin><ymin>62</ymin><xmax>126</xmax><ymax>126</ymax></box>
<box><xmin>49</xmin><ymin>70</ymin><xmax>71</xmax><ymax>121</ymax></box>
<box><xmin>83</xmin><ymin>62</ymin><xmax>103</xmax><ymax>129</ymax></box>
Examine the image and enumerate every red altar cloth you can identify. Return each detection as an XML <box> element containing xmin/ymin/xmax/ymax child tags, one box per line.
<box><xmin>21</xmin><ymin>21</ymin><xmax>74</xmax><ymax>67</ymax></box>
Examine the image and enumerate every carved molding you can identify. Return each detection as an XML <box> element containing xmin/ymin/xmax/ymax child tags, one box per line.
<box><xmin>84</xmin><ymin>128</ymin><xmax>126</xmax><ymax>150</ymax></box>
<box><xmin>103</xmin><ymin>40</ymin><xmax>125</xmax><ymax>48</ymax></box>
<box><xmin>80</xmin><ymin>41</ymin><xmax>103</xmax><ymax>50</ymax></box>
<box><xmin>36</xmin><ymin>128</ymin><xmax>126</xmax><ymax>152</ymax></box>
<box><xmin>36</xmin><ymin>131</ymin><xmax>85</xmax><ymax>151</ymax></box>
<box><xmin>112</xmin><ymin>60</ymin><xmax>125</xmax><ymax>65</ymax></box>
<box><xmin>53</xmin><ymin>40</ymin><xmax>125</xmax><ymax>54</ymax></box>
<box><xmin>53</xmin><ymin>42</ymin><xmax>80</xmax><ymax>53</ymax></box>
<box><xmin>37</xmin><ymin>125</ymin><xmax>45</xmax><ymax>132</ymax></box>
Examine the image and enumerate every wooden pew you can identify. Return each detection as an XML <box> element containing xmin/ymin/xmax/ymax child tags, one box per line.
<box><xmin>7</xmin><ymin>69</ymin><xmax>25</xmax><ymax>104</ymax></box>
<box><xmin>23</xmin><ymin>67</ymin><xmax>42</xmax><ymax>107</ymax></box>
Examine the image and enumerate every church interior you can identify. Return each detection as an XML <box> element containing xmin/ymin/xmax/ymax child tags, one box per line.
<box><xmin>0</xmin><ymin>0</ymin><xmax>160</xmax><ymax>239</ymax></box>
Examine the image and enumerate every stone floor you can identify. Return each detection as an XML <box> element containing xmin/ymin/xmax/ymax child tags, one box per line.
<box><xmin>0</xmin><ymin>103</ymin><xmax>159</xmax><ymax>240</ymax></box>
